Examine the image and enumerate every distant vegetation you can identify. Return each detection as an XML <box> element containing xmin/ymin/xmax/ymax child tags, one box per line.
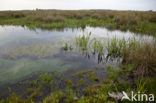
<box><xmin>0</xmin><ymin>10</ymin><xmax>156</xmax><ymax>35</ymax></box>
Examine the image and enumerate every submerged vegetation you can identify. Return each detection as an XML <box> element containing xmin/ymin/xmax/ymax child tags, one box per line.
<box><xmin>0</xmin><ymin>10</ymin><xmax>156</xmax><ymax>35</ymax></box>
<box><xmin>1</xmin><ymin>43</ymin><xmax>54</xmax><ymax>59</ymax></box>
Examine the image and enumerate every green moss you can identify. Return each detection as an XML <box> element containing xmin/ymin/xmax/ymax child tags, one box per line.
<box><xmin>76</xmin><ymin>79</ymin><xmax>86</xmax><ymax>87</ymax></box>
<box><xmin>82</xmin><ymin>84</ymin><xmax>110</xmax><ymax>103</ymax></box>
<box><xmin>144</xmin><ymin>78</ymin><xmax>156</xmax><ymax>95</ymax></box>
<box><xmin>1</xmin><ymin>72</ymin><xmax>155</xmax><ymax>103</ymax></box>
<box><xmin>66</xmin><ymin>80</ymin><xmax>73</xmax><ymax>87</ymax></box>
<box><xmin>26</xmin><ymin>87</ymin><xmax>42</xmax><ymax>100</ymax></box>
<box><xmin>43</xmin><ymin>91</ymin><xmax>65</xmax><ymax>103</ymax></box>
<box><xmin>27</xmin><ymin>80</ymin><xmax>38</xmax><ymax>87</ymax></box>
<box><xmin>72</xmin><ymin>71</ymin><xmax>89</xmax><ymax>78</ymax></box>
<box><xmin>106</xmin><ymin>65</ymin><xmax>119</xmax><ymax>80</ymax></box>
<box><xmin>39</xmin><ymin>73</ymin><xmax>53</xmax><ymax>86</ymax></box>
<box><xmin>88</xmin><ymin>71</ymin><xmax>100</xmax><ymax>82</ymax></box>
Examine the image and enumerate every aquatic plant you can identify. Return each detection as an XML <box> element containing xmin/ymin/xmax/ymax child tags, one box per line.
<box><xmin>63</xmin><ymin>42</ymin><xmax>68</xmax><ymax>51</ymax></box>
<box><xmin>96</xmin><ymin>40</ymin><xmax>105</xmax><ymax>63</ymax></box>
<box><xmin>107</xmin><ymin>65</ymin><xmax>119</xmax><ymax>80</ymax></box>
<box><xmin>92</xmin><ymin>38</ymin><xmax>104</xmax><ymax>53</ymax></box>
<box><xmin>93</xmin><ymin>38</ymin><xmax>98</xmax><ymax>54</ymax></box>
<box><xmin>74</xmin><ymin>33</ymin><xmax>156</xmax><ymax>76</ymax></box>
<box><xmin>26</xmin><ymin>87</ymin><xmax>42</xmax><ymax>100</ymax></box>
<box><xmin>1</xmin><ymin>69</ymin><xmax>155</xmax><ymax>103</ymax></box>
<box><xmin>82</xmin><ymin>84</ymin><xmax>110</xmax><ymax>103</ymax></box>
<box><xmin>88</xmin><ymin>71</ymin><xmax>100</xmax><ymax>82</ymax></box>
<box><xmin>43</xmin><ymin>91</ymin><xmax>65</xmax><ymax>103</ymax></box>
<box><xmin>107</xmin><ymin>37</ymin><xmax>126</xmax><ymax>58</ymax></box>
<box><xmin>62</xmin><ymin>42</ymin><xmax>73</xmax><ymax>51</ymax></box>
<box><xmin>107</xmin><ymin>37</ymin><xmax>156</xmax><ymax>77</ymax></box>
<box><xmin>76</xmin><ymin>78</ymin><xmax>86</xmax><ymax>87</ymax></box>
<box><xmin>75</xmin><ymin>32</ymin><xmax>91</xmax><ymax>50</ymax></box>
<box><xmin>3</xmin><ymin>43</ymin><xmax>55</xmax><ymax>59</ymax></box>
<box><xmin>66</xmin><ymin>80</ymin><xmax>73</xmax><ymax>87</ymax></box>
<box><xmin>97</xmin><ymin>41</ymin><xmax>104</xmax><ymax>55</ymax></box>
<box><xmin>39</xmin><ymin>73</ymin><xmax>53</xmax><ymax>86</ymax></box>
<box><xmin>27</xmin><ymin>80</ymin><xmax>38</xmax><ymax>87</ymax></box>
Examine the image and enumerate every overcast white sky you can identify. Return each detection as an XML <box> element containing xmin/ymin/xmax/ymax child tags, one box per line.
<box><xmin>0</xmin><ymin>0</ymin><xmax>156</xmax><ymax>11</ymax></box>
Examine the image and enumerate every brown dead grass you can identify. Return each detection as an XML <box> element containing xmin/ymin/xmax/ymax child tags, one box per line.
<box><xmin>0</xmin><ymin>10</ymin><xmax>156</xmax><ymax>24</ymax></box>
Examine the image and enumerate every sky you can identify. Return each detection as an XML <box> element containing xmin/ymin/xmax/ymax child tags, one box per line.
<box><xmin>0</xmin><ymin>0</ymin><xmax>156</xmax><ymax>11</ymax></box>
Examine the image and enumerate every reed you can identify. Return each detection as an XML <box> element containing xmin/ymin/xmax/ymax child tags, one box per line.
<box><xmin>75</xmin><ymin>32</ymin><xmax>91</xmax><ymax>50</ymax></box>
<box><xmin>107</xmin><ymin>37</ymin><xmax>156</xmax><ymax>77</ymax></box>
<box><xmin>75</xmin><ymin>33</ymin><xmax>156</xmax><ymax>77</ymax></box>
<box><xmin>107</xmin><ymin>37</ymin><xmax>126</xmax><ymax>58</ymax></box>
<box><xmin>122</xmin><ymin>39</ymin><xmax>156</xmax><ymax>77</ymax></box>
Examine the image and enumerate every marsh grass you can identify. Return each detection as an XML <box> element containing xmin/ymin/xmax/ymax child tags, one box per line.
<box><xmin>75</xmin><ymin>32</ymin><xmax>91</xmax><ymax>51</ymax></box>
<box><xmin>65</xmin><ymin>32</ymin><xmax>156</xmax><ymax>77</ymax></box>
<box><xmin>62</xmin><ymin>42</ymin><xmax>68</xmax><ymax>51</ymax></box>
<box><xmin>107</xmin><ymin>37</ymin><xmax>156</xmax><ymax>77</ymax></box>
<box><xmin>107</xmin><ymin>37</ymin><xmax>126</xmax><ymax>58</ymax></box>
<box><xmin>39</xmin><ymin>73</ymin><xmax>53</xmax><ymax>86</ymax></box>
<box><xmin>75</xmin><ymin>32</ymin><xmax>104</xmax><ymax>54</ymax></box>
<box><xmin>62</xmin><ymin>42</ymin><xmax>73</xmax><ymax>51</ymax></box>
<box><xmin>0</xmin><ymin>10</ymin><xmax>156</xmax><ymax>35</ymax></box>
<box><xmin>93</xmin><ymin>38</ymin><xmax>104</xmax><ymax>55</ymax></box>
<box><xmin>122</xmin><ymin>40</ymin><xmax>156</xmax><ymax>77</ymax></box>
<box><xmin>92</xmin><ymin>39</ymin><xmax>105</xmax><ymax>63</ymax></box>
<box><xmin>136</xmin><ymin>78</ymin><xmax>147</xmax><ymax>93</ymax></box>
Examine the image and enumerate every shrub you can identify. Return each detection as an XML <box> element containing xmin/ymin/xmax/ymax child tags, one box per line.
<box><xmin>149</xmin><ymin>15</ymin><xmax>156</xmax><ymax>22</ymax></box>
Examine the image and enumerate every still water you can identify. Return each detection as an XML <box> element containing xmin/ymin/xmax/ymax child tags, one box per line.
<box><xmin>0</xmin><ymin>25</ymin><xmax>154</xmax><ymax>84</ymax></box>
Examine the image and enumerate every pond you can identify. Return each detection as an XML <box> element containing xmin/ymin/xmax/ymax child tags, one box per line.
<box><xmin>0</xmin><ymin>25</ymin><xmax>154</xmax><ymax>85</ymax></box>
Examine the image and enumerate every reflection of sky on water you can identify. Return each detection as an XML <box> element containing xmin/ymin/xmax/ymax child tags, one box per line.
<box><xmin>0</xmin><ymin>25</ymin><xmax>153</xmax><ymax>48</ymax></box>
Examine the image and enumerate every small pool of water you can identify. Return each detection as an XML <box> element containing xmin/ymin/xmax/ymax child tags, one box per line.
<box><xmin>0</xmin><ymin>25</ymin><xmax>154</xmax><ymax>84</ymax></box>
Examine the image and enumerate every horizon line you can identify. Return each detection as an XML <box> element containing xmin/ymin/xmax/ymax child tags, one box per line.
<box><xmin>0</xmin><ymin>8</ymin><xmax>155</xmax><ymax>12</ymax></box>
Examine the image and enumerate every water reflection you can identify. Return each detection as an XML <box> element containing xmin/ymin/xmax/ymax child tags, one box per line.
<box><xmin>0</xmin><ymin>25</ymin><xmax>154</xmax><ymax>47</ymax></box>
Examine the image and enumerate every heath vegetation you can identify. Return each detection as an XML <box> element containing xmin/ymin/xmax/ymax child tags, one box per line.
<box><xmin>0</xmin><ymin>10</ymin><xmax>156</xmax><ymax>35</ymax></box>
